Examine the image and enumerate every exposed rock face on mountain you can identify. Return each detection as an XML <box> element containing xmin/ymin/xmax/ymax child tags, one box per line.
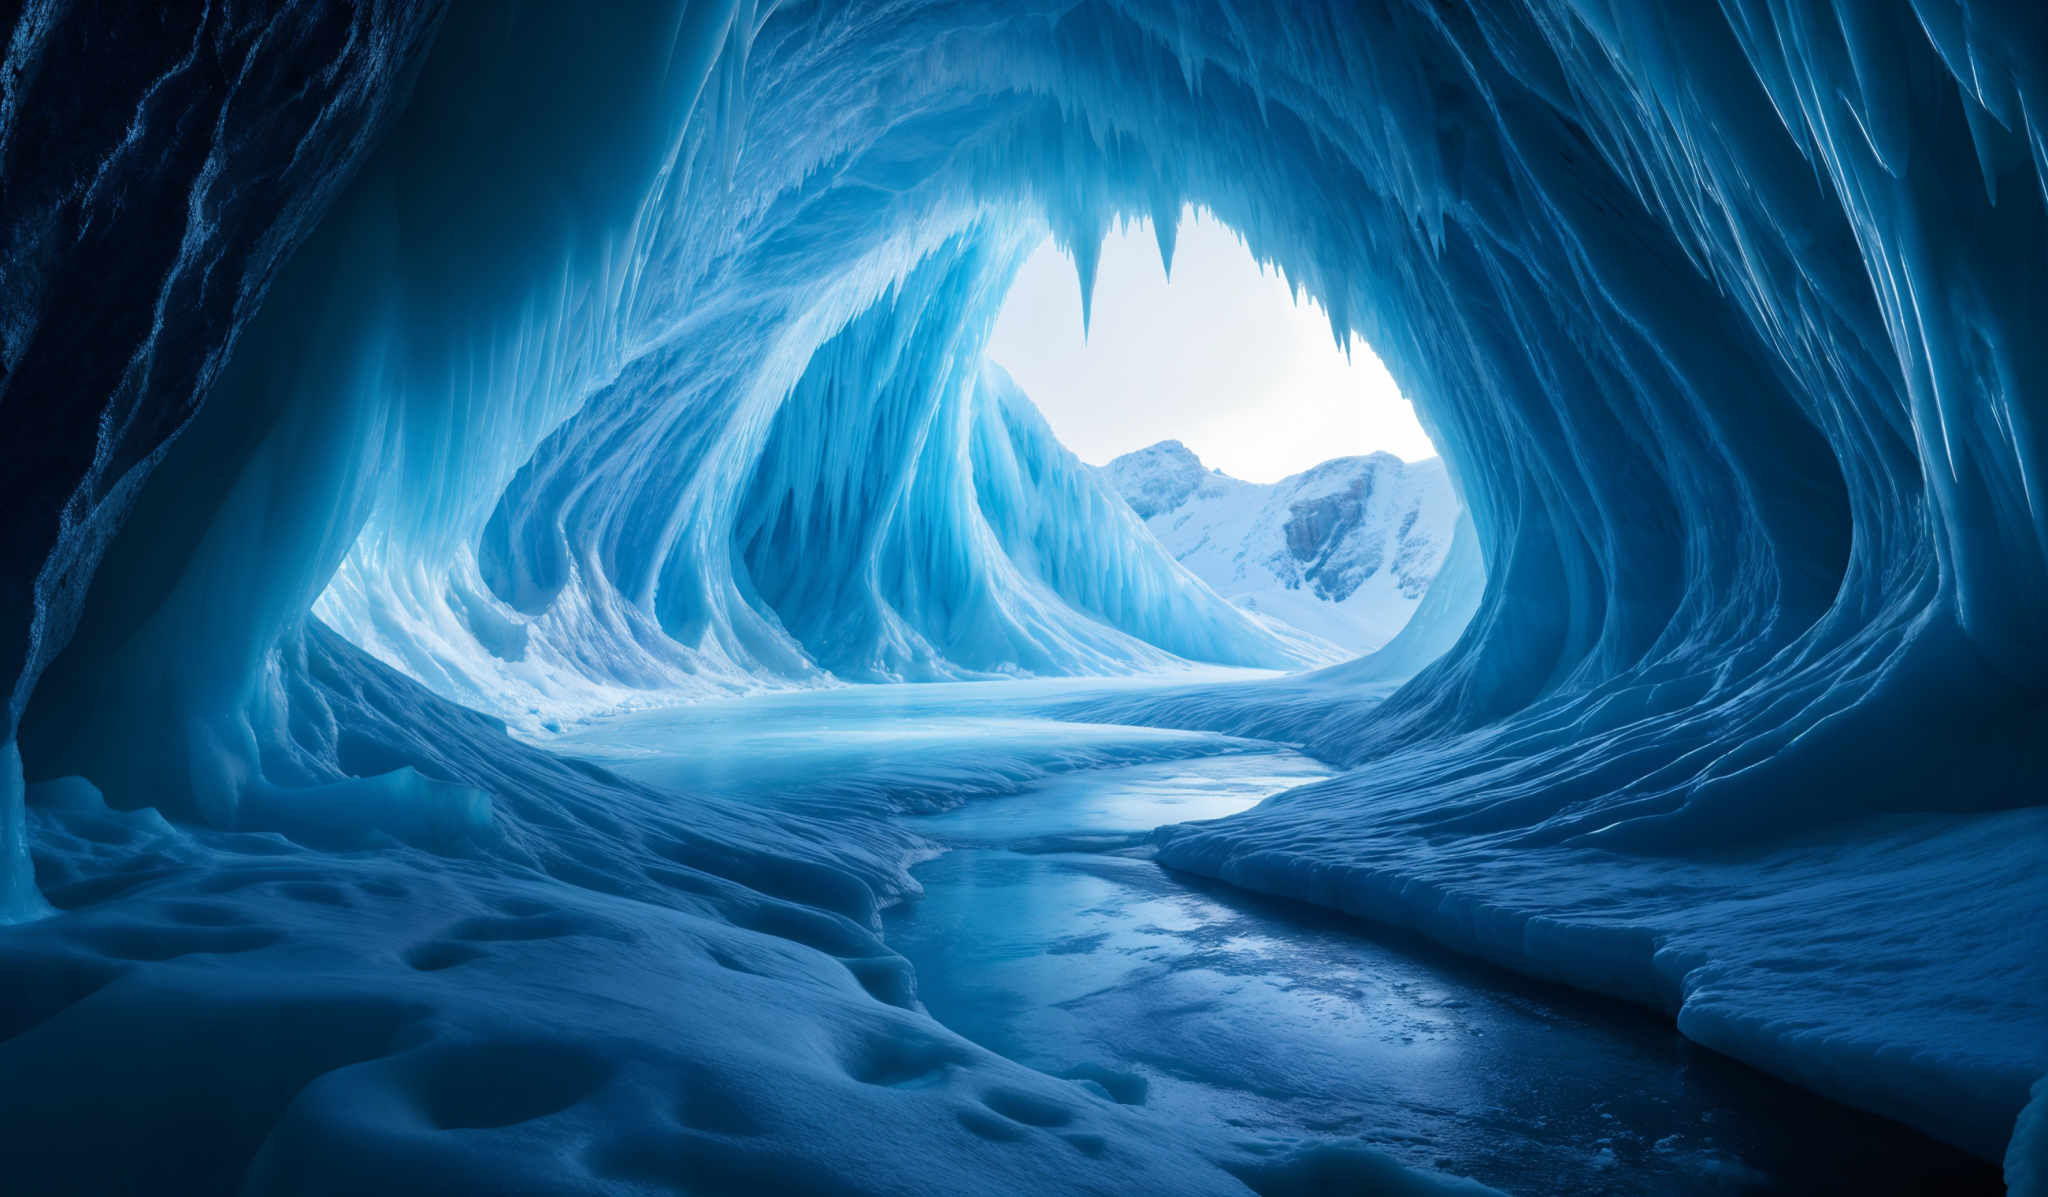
<box><xmin>1100</xmin><ymin>441</ymin><xmax>1458</xmax><ymax>654</ymax></box>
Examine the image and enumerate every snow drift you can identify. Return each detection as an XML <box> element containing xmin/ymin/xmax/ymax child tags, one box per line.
<box><xmin>3</xmin><ymin>0</ymin><xmax>2047</xmax><ymax>1188</ymax></box>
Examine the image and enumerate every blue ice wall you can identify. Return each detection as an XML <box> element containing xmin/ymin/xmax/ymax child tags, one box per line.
<box><xmin>735</xmin><ymin>242</ymin><xmax>1319</xmax><ymax>680</ymax></box>
<box><xmin>16</xmin><ymin>1</ymin><xmax>1327</xmax><ymax>826</ymax></box>
<box><xmin>0</xmin><ymin>1</ymin><xmax>446</xmax><ymax>920</ymax></box>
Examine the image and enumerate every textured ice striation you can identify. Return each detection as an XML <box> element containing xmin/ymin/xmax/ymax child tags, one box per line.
<box><xmin>3</xmin><ymin>0</ymin><xmax>2047</xmax><ymax>1189</ymax></box>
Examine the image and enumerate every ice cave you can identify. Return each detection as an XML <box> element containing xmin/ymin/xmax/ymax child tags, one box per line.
<box><xmin>1</xmin><ymin>2</ymin><xmax>2044</xmax><ymax>1193</ymax></box>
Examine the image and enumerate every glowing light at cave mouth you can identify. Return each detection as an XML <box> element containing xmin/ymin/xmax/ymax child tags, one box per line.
<box><xmin>989</xmin><ymin>208</ymin><xmax>1436</xmax><ymax>482</ymax></box>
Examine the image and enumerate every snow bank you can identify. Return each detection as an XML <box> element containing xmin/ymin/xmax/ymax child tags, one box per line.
<box><xmin>1153</xmin><ymin>792</ymin><xmax>2048</xmax><ymax>1161</ymax></box>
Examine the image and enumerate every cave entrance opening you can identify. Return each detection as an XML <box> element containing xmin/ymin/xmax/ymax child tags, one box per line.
<box><xmin>985</xmin><ymin>206</ymin><xmax>1459</xmax><ymax>659</ymax></box>
<box><xmin>988</xmin><ymin>206</ymin><xmax>1434</xmax><ymax>483</ymax></box>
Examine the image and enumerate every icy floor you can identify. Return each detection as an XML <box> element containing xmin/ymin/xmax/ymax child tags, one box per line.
<box><xmin>563</xmin><ymin>678</ymin><xmax>2001</xmax><ymax>1194</ymax></box>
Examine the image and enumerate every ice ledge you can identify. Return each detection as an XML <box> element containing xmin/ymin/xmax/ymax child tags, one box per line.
<box><xmin>1154</xmin><ymin>805</ymin><xmax>2048</xmax><ymax>1163</ymax></box>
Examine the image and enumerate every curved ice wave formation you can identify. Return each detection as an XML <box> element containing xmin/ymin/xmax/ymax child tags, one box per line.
<box><xmin>4</xmin><ymin>0</ymin><xmax>2047</xmax><ymax>1184</ymax></box>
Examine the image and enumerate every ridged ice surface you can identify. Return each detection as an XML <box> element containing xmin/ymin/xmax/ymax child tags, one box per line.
<box><xmin>4</xmin><ymin>0</ymin><xmax>2047</xmax><ymax>1189</ymax></box>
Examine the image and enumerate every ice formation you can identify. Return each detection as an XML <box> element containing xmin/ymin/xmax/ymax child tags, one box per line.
<box><xmin>3</xmin><ymin>0</ymin><xmax>2046</xmax><ymax>1190</ymax></box>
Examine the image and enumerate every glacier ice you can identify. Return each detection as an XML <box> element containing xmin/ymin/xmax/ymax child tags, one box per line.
<box><xmin>3</xmin><ymin>0</ymin><xmax>2047</xmax><ymax>1190</ymax></box>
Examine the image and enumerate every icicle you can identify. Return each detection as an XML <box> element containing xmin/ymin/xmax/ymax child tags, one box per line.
<box><xmin>1151</xmin><ymin>197</ymin><xmax>1181</xmax><ymax>279</ymax></box>
<box><xmin>1073</xmin><ymin>233</ymin><xmax>1102</xmax><ymax>337</ymax></box>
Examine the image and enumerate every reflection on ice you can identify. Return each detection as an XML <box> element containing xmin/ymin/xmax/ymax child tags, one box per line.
<box><xmin>562</xmin><ymin>679</ymin><xmax>1998</xmax><ymax>1195</ymax></box>
<box><xmin>549</xmin><ymin>674</ymin><xmax>1286</xmax><ymax>818</ymax></box>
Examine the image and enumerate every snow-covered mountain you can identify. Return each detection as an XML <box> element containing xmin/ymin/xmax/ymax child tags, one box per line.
<box><xmin>1099</xmin><ymin>441</ymin><xmax>1458</xmax><ymax>655</ymax></box>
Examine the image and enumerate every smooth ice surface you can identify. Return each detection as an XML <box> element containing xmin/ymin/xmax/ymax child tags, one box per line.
<box><xmin>563</xmin><ymin>680</ymin><xmax>2000</xmax><ymax>1194</ymax></box>
<box><xmin>885</xmin><ymin>754</ymin><xmax>1999</xmax><ymax>1195</ymax></box>
<box><xmin>550</xmin><ymin>672</ymin><xmax>1293</xmax><ymax>821</ymax></box>
<box><xmin>1068</xmin><ymin>681</ymin><xmax>2048</xmax><ymax>1164</ymax></box>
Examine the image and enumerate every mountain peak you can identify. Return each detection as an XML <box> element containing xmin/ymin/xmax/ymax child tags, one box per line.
<box><xmin>1102</xmin><ymin>440</ymin><xmax>1216</xmax><ymax>518</ymax></box>
<box><xmin>1126</xmin><ymin>439</ymin><xmax>1203</xmax><ymax>466</ymax></box>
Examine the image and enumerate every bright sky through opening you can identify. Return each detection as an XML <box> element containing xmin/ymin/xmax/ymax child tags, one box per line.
<box><xmin>986</xmin><ymin>208</ymin><xmax>1435</xmax><ymax>483</ymax></box>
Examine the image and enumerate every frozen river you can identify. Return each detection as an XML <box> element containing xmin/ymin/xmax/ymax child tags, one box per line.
<box><xmin>556</xmin><ymin>678</ymin><xmax>1999</xmax><ymax>1195</ymax></box>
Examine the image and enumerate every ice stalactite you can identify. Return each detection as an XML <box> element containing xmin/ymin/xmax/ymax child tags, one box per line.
<box><xmin>735</xmin><ymin>240</ymin><xmax>1324</xmax><ymax>680</ymax></box>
